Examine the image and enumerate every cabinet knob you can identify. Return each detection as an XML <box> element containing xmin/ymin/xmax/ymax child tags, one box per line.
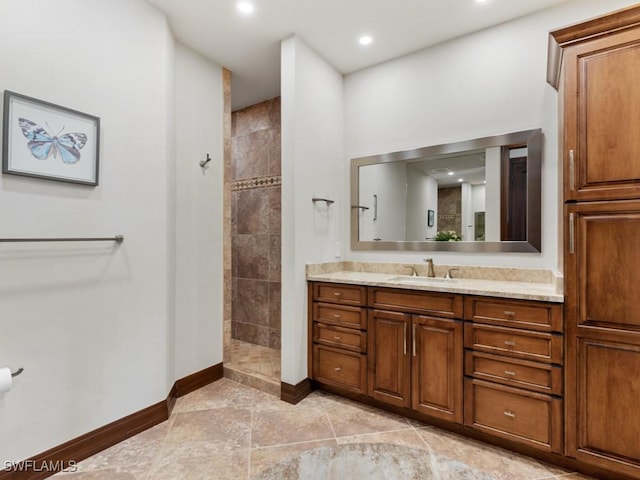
<box><xmin>334</xmin><ymin>292</ymin><xmax>342</xmax><ymax>296</ymax></box>
<box><xmin>334</xmin><ymin>367</ymin><xmax>342</xmax><ymax>371</ymax></box>
<box><xmin>334</xmin><ymin>336</ymin><xmax>341</xmax><ymax>340</ymax></box>
<box><xmin>504</xmin><ymin>410</ymin><xmax>516</xmax><ymax>419</ymax></box>
<box><xmin>333</xmin><ymin>314</ymin><xmax>341</xmax><ymax>319</ymax></box>
<box><xmin>504</xmin><ymin>340</ymin><xmax>516</xmax><ymax>347</ymax></box>
<box><xmin>504</xmin><ymin>311</ymin><xmax>516</xmax><ymax>317</ymax></box>
<box><xmin>504</xmin><ymin>370</ymin><xmax>516</xmax><ymax>376</ymax></box>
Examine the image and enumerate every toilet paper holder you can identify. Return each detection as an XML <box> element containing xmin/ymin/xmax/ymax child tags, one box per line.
<box><xmin>11</xmin><ymin>368</ymin><xmax>23</xmax><ymax>378</ymax></box>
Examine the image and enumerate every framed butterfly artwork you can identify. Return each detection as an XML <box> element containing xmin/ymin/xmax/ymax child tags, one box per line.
<box><xmin>2</xmin><ymin>90</ymin><xmax>100</xmax><ymax>186</ymax></box>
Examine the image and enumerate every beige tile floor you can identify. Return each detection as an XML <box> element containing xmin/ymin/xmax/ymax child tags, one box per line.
<box><xmin>224</xmin><ymin>339</ymin><xmax>281</xmax><ymax>396</ymax></box>
<box><xmin>53</xmin><ymin>378</ymin><xmax>596</xmax><ymax>480</ymax></box>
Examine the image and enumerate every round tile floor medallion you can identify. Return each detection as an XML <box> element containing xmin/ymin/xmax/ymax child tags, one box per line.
<box><xmin>251</xmin><ymin>443</ymin><xmax>496</xmax><ymax>480</ymax></box>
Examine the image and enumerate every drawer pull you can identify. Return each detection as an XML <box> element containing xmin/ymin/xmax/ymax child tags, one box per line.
<box><xmin>504</xmin><ymin>370</ymin><xmax>516</xmax><ymax>376</ymax></box>
<box><xmin>333</xmin><ymin>314</ymin><xmax>341</xmax><ymax>319</ymax></box>
<box><xmin>504</xmin><ymin>340</ymin><xmax>516</xmax><ymax>347</ymax></box>
<box><xmin>504</xmin><ymin>410</ymin><xmax>516</xmax><ymax>419</ymax></box>
<box><xmin>334</xmin><ymin>367</ymin><xmax>342</xmax><ymax>371</ymax></box>
<box><xmin>334</xmin><ymin>292</ymin><xmax>342</xmax><ymax>297</ymax></box>
<box><xmin>504</xmin><ymin>311</ymin><xmax>516</xmax><ymax>317</ymax></box>
<box><xmin>334</xmin><ymin>336</ymin><xmax>341</xmax><ymax>340</ymax></box>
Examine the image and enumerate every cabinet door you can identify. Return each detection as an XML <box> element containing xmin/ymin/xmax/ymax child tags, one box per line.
<box><xmin>566</xmin><ymin>333</ymin><xmax>640</xmax><ymax>477</ymax></box>
<box><xmin>368</xmin><ymin>309</ymin><xmax>411</xmax><ymax>408</ymax></box>
<box><xmin>563</xmin><ymin>27</ymin><xmax>640</xmax><ymax>201</ymax></box>
<box><xmin>565</xmin><ymin>201</ymin><xmax>640</xmax><ymax>333</ymax></box>
<box><xmin>412</xmin><ymin>315</ymin><xmax>463</xmax><ymax>422</ymax></box>
<box><xmin>565</xmin><ymin>201</ymin><xmax>640</xmax><ymax>476</ymax></box>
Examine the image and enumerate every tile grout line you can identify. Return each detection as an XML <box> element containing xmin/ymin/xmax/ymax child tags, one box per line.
<box><xmin>137</xmin><ymin>411</ymin><xmax>177</xmax><ymax>480</ymax></box>
<box><xmin>247</xmin><ymin>407</ymin><xmax>255</xmax><ymax>480</ymax></box>
<box><xmin>409</xmin><ymin>423</ymin><xmax>435</xmax><ymax>452</ymax></box>
<box><xmin>321</xmin><ymin>400</ymin><xmax>339</xmax><ymax>444</ymax></box>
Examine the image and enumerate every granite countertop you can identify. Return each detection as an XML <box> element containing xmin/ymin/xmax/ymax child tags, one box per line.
<box><xmin>306</xmin><ymin>262</ymin><xmax>564</xmax><ymax>303</ymax></box>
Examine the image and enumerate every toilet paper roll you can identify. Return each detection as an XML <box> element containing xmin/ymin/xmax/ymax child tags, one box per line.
<box><xmin>0</xmin><ymin>367</ymin><xmax>13</xmax><ymax>394</ymax></box>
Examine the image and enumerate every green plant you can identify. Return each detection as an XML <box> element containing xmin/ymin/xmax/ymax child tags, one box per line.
<box><xmin>435</xmin><ymin>230</ymin><xmax>462</xmax><ymax>241</ymax></box>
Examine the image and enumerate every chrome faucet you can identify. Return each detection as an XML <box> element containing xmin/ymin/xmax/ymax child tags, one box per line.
<box><xmin>423</xmin><ymin>258</ymin><xmax>435</xmax><ymax>277</ymax></box>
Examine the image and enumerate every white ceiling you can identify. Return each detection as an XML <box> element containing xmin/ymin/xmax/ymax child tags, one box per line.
<box><xmin>146</xmin><ymin>0</ymin><xmax>572</xmax><ymax>110</ymax></box>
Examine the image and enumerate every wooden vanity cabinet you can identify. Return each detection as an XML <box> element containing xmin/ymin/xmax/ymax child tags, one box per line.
<box><xmin>310</xmin><ymin>282</ymin><xmax>565</xmax><ymax>455</ymax></box>
<box><xmin>367</xmin><ymin>288</ymin><xmax>464</xmax><ymax>423</ymax></box>
<box><xmin>463</xmin><ymin>296</ymin><xmax>564</xmax><ymax>453</ymax></box>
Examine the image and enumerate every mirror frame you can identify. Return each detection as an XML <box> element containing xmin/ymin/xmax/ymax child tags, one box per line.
<box><xmin>350</xmin><ymin>129</ymin><xmax>542</xmax><ymax>253</ymax></box>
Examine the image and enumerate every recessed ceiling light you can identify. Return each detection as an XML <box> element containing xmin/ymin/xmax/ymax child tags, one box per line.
<box><xmin>237</xmin><ymin>2</ymin><xmax>254</xmax><ymax>14</ymax></box>
<box><xmin>359</xmin><ymin>35</ymin><xmax>373</xmax><ymax>46</ymax></box>
<box><xmin>448</xmin><ymin>171</ymin><xmax>454</xmax><ymax>176</ymax></box>
<box><xmin>458</xmin><ymin>178</ymin><xmax>464</xmax><ymax>182</ymax></box>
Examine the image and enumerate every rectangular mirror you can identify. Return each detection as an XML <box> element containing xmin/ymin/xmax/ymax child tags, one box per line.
<box><xmin>351</xmin><ymin>129</ymin><xmax>542</xmax><ymax>253</ymax></box>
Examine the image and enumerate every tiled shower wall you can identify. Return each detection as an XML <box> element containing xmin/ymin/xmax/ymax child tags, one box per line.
<box><xmin>231</xmin><ymin>97</ymin><xmax>281</xmax><ymax>350</ymax></box>
<box><xmin>437</xmin><ymin>186</ymin><xmax>462</xmax><ymax>234</ymax></box>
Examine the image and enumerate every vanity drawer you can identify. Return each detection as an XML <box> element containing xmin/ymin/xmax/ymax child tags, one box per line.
<box><xmin>313</xmin><ymin>345</ymin><xmax>367</xmax><ymax>394</ymax></box>
<box><xmin>314</xmin><ymin>303</ymin><xmax>367</xmax><ymax>330</ymax></box>
<box><xmin>464</xmin><ymin>378</ymin><xmax>563</xmax><ymax>453</ymax></box>
<box><xmin>464</xmin><ymin>296</ymin><xmax>563</xmax><ymax>333</ymax></box>
<box><xmin>368</xmin><ymin>287</ymin><xmax>463</xmax><ymax>318</ymax></box>
<box><xmin>313</xmin><ymin>283</ymin><xmax>366</xmax><ymax>306</ymax></box>
<box><xmin>464</xmin><ymin>351</ymin><xmax>562</xmax><ymax>395</ymax></box>
<box><xmin>313</xmin><ymin>322</ymin><xmax>367</xmax><ymax>353</ymax></box>
<box><xmin>464</xmin><ymin>323</ymin><xmax>562</xmax><ymax>364</ymax></box>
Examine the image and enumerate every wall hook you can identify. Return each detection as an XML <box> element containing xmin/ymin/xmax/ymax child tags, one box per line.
<box><xmin>312</xmin><ymin>197</ymin><xmax>335</xmax><ymax>205</ymax></box>
<box><xmin>11</xmin><ymin>368</ymin><xmax>24</xmax><ymax>378</ymax></box>
<box><xmin>199</xmin><ymin>154</ymin><xmax>212</xmax><ymax>168</ymax></box>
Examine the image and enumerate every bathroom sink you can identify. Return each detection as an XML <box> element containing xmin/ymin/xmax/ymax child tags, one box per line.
<box><xmin>388</xmin><ymin>275</ymin><xmax>458</xmax><ymax>284</ymax></box>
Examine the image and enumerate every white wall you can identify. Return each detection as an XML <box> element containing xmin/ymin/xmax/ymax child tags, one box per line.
<box><xmin>406</xmin><ymin>166</ymin><xmax>438</xmax><ymax>241</ymax></box>
<box><xmin>471</xmin><ymin>184</ymin><xmax>486</xmax><ymax>240</ymax></box>
<box><xmin>0</xmin><ymin>0</ymin><xmax>224</xmax><ymax>464</ymax></box>
<box><xmin>281</xmin><ymin>36</ymin><xmax>344</xmax><ymax>385</ymax></box>
<box><xmin>0</xmin><ymin>0</ymin><xmax>173</xmax><ymax>462</ymax></box>
<box><xmin>343</xmin><ymin>0</ymin><xmax>640</xmax><ymax>268</ymax></box>
<box><xmin>358</xmin><ymin>162</ymin><xmax>407</xmax><ymax>241</ymax></box>
<box><xmin>485</xmin><ymin>146</ymin><xmax>501</xmax><ymax>242</ymax></box>
<box><xmin>460</xmin><ymin>182</ymin><xmax>473</xmax><ymax>242</ymax></box>
<box><xmin>174</xmin><ymin>44</ymin><xmax>224</xmax><ymax>378</ymax></box>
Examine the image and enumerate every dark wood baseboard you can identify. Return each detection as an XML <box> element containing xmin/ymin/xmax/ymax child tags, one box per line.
<box><xmin>280</xmin><ymin>378</ymin><xmax>312</xmax><ymax>405</ymax></box>
<box><xmin>0</xmin><ymin>401</ymin><xmax>168</xmax><ymax>480</ymax></box>
<box><xmin>0</xmin><ymin>363</ymin><xmax>223</xmax><ymax>480</ymax></box>
<box><xmin>173</xmin><ymin>363</ymin><xmax>223</xmax><ymax>398</ymax></box>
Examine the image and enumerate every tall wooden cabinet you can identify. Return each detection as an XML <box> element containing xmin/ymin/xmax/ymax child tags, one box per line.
<box><xmin>550</xmin><ymin>5</ymin><xmax>640</xmax><ymax>478</ymax></box>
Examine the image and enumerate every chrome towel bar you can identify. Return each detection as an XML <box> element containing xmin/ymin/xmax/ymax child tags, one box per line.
<box><xmin>0</xmin><ymin>235</ymin><xmax>124</xmax><ymax>244</ymax></box>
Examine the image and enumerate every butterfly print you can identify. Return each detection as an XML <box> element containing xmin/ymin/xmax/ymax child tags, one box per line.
<box><xmin>18</xmin><ymin>118</ymin><xmax>88</xmax><ymax>164</ymax></box>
